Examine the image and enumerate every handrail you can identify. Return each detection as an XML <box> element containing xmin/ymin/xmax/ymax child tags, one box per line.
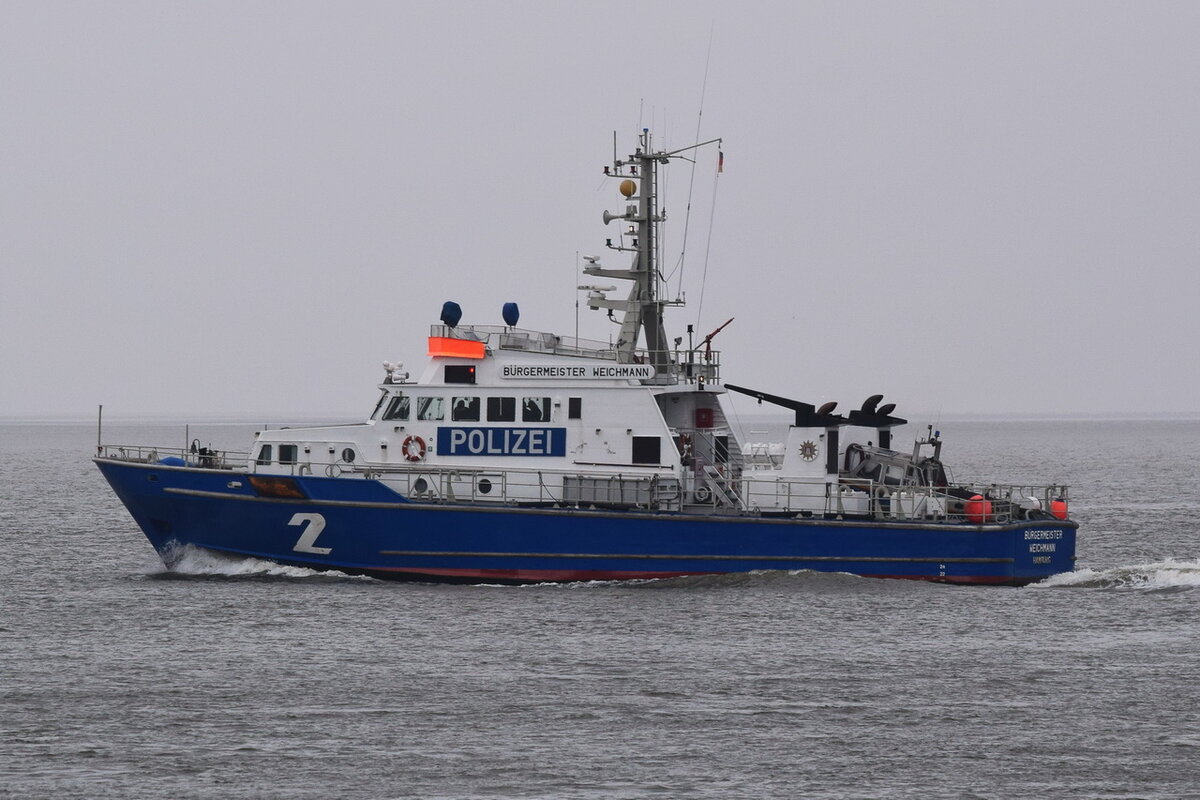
<box><xmin>97</xmin><ymin>442</ymin><xmax>1067</xmax><ymax>523</ymax></box>
<box><xmin>428</xmin><ymin>324</ymin><xmax>721</xmax><ymax>384</ymax></box>
<box><xmin>96</xmin><ymin>444</ymin><xmax>249</xmax><ymax>470</ymax></box>
<box><xmin>739</xmin><ymin>474</ymin><xmax>1070</xmax><ymax>523</ymax></box>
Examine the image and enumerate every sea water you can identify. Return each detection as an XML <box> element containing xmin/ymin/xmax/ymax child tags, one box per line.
<box><xmin>1</xmin><ymin>417</ymin><xmax>1198</xmax><ymax>799</ymax></box>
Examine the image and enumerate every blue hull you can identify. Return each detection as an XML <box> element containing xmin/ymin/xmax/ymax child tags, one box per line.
<box><xmin>96</xmin><ymin>459</ymin><xmax>1078</xmax><ymax>586</ymax></box>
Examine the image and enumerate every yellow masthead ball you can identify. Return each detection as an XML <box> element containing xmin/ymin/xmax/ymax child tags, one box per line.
<box><xmin>619</xmin><ymin>179</ymin><xmax>637</xmax><ymax>199</ymax></box>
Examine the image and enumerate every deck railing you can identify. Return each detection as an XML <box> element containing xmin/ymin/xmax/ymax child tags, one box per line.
<box><xmin>97</xmin><ymin>444</ymin><xmax>1068</xmax><ymax>523</ymax></box>
<box><xmin>429</xmin><ymin>324</ymin><xmax>721</xmax><ymax>384</ymax></box>
<box><xmin>738</xmin><ymin>475</ymin><xmax>1070</xmax><ymax>523</ymax></box>
<box><xmin>97</xmin><ymin>444</ymin><xmax>249</xmax><ymax>470</ymax></box>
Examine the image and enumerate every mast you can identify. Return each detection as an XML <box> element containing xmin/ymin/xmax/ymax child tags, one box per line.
<box><xmin>588</xmin><ymin>130</ymin><xmax>721</xmax><ymax>376</ymax></box>
<box><xmin>636</xmin><ymin>132</ymin><xmax>669</xmax><ymax>370</ymax></box>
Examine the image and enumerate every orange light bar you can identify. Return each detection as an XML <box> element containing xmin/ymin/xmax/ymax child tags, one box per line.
<box><xmin>427</xmin><ymin>337</ymin><xmax>486</xmax><ymax>359</ymax></box>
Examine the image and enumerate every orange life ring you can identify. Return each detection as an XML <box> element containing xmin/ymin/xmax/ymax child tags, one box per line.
<box><xmin>402</xmin><ymin>435</ymin><xmax>426</xmax><ymax>462</ymax></box>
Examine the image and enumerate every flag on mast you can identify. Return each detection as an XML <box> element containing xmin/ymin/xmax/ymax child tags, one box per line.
<box><xmin>717</xmin><ymin>150</ymin><xmax>725</xmax><ymax>173</ymax></box>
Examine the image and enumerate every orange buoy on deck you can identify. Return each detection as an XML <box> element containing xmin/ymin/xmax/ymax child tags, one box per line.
<box><xmin>965</xmin><ymin>494</ymin><xmax>993</xmax><ymax>524</ymax></box>
<box><xmin>1050</xmin><ymin>499</ymin><xmax>1069</xmax><ymax>520</ymax></box>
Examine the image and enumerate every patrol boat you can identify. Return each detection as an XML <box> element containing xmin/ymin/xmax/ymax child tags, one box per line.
<box><xmin>95</xmin><ymin>130</ymin><xmax>1077</xmax><ymax>585</ymax></box>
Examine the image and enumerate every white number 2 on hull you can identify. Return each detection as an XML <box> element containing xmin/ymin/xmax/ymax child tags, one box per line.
<box><xmin>289</xmin><ymin>512</ymin><xmax>331</xmax><ymax>555</ymax></box>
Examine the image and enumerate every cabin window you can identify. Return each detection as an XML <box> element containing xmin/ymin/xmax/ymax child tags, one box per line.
<box><xmin>383</xmin><ymin>394</ymin><xmax>410</xmax><ymax>421</ymax></box>
<box><xmin>487</xmin><ymin>396</ymin><xmax>515</xmax><ymax>422</ymax></box>
<box><xmin>417</xmin><ymin>396</ymin><xmax>445</xmax><ymax>421</ymax></box>
<box><xmin>632</xmin><ymin>436</ymin><xmax>661</xmax><ymax>465</ymax></box>
<box><xmin>279</xmin><ymin>444</ymin><xmax>298</xmax><ymax>465</ymax></box>
<box><xmin>371</xmin><ymin>390</ymin><xmax>389</xmax><ymax>419</ymax></box>
<box><xmin>714</xmin><ymin>435</ymin><xmax>729</xmax><ymax>463</ymax></box>
<box><xmin>452</xmin><ymin>396</ymin><xmax>480</xmax><ymax>421</ymax></box>
<box><xmin>256</xmin><ymin>444</ymin><xmax>273</xmax><ymax>465</ymax></box>
<box><xmin>445</xmin><ymin>365</ymin><xmax>477</xmax><ymax>384</ymax></box>
<box><xmin>568</xmin><ymin>397</ymin><xmax>582</xmax><ymax>419</ymax></box>
<box><xmin>522</xmin><ymin>396</ymin><xmax>551</xmax><ymax>422</ymax></box>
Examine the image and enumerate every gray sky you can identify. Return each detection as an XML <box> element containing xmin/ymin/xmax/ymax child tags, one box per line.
<box><xmin>4</xmin><ymin>1</ymin><xmax>1199</xmax><ymax>419</ymax></box>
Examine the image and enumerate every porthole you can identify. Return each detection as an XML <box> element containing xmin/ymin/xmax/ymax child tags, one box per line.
<box><xmin>413</xmin><ymin>477</ymin><xmax>428</xmax><ymax>493</ymax></box>
<box><xmin>341</xmin><ymin>448</ymin><xmax>355</xmax><ymax>463</ymax></box>
<box><xmin>478</xmin><ymin>478</ymin><xmax>492</xmax><ymax>495</ymax></box>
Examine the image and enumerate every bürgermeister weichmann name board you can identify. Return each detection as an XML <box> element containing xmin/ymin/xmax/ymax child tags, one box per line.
<box><xmin>499</xmin><ymin>363</ymin><xmax>655</xmax><ymax>380</ymax></box>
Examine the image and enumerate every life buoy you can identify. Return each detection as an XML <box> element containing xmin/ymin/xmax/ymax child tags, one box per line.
<box><xmin>402</xmin><ymin>435</ymin><xmax>427</xmax><ymax>462</ymax></box>
<box><xmin>694</xmin><ymin>485</ymin><xmax>713</xmax><ymax>504</ymax></box>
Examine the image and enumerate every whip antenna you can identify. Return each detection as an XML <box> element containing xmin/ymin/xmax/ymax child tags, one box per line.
<box><xmin>669</xmin><ymin>23</ymin><xmax>716</xmax><ymax>296</ymax></box>
<box><xmin>694</xmin><ymin>144</ymin><xmax>722</xmax><ymax>326</ymax></box>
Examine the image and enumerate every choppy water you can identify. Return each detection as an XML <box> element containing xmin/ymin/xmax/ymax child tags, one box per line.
<box><xmin>2</xmin><ymin>417</ymin><xmax>1198</xmax><ymax>799</ymax></box>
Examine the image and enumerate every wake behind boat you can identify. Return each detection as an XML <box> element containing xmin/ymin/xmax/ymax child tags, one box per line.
<box><xmin>95</xmin><ymin>129</ymin><xmax>1077</xmax><ymax>585</ymax></box>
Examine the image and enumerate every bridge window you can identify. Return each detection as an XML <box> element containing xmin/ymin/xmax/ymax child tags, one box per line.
<box><xmin>487</xmin><ymin>396</ymin><xmax>515</xmax><ymax>422</ymax></box>
<box><xmin>256</xmin><ymin>444</ymin><xmax>273</xmax><ymax>465</ymax></box>
<box><xmin>452</xmin><ymin>396</ymin><xmax>480</xmax><ymax>421</ymax></box>
<box><xmin>279</xmin><ymin>444</ymin><xmax>298</xmax><ymax>465</ymax></box>
<box><xmin>371</xmin><ymin>390</ymin><xmax>389</xmax><ymax>419</ymax></box>
<box><xmin>522</xmin><ymin>396</ymin><xmax>551</xmax><ymax>422</ymax></box>
<box><xmin>382</xmin><ymin>394</ymin><xmax>410</xmax><ymax>421</ymax></box>
<box><xmin>417</xmin><ymin>396</ymin><xmax>445</xmax><ymax>421</ymax></box>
